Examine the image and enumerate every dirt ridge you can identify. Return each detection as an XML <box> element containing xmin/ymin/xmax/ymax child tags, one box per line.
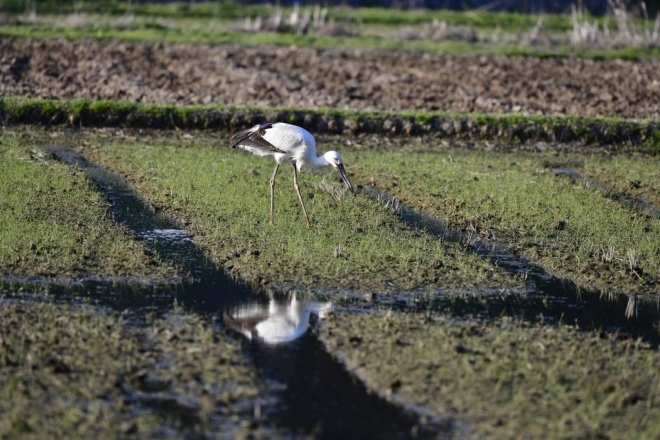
<box><xmin>2</xmin><ymin>37</ymin><xmax>660</xmax><ymax>119</ymax></box>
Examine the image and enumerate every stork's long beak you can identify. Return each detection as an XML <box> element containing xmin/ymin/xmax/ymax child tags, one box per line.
<box><xmin>336</xmin><ymin>163</ymin><xmax>356</xmax><ymax>196</ymax></box>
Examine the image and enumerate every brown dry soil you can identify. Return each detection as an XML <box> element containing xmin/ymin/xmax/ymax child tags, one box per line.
<box><xmin>2</xmin><ymin>38</ymin><xmax>660</xmax><ymax>119</ymax></box>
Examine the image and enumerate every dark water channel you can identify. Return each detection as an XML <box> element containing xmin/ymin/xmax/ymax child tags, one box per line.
<box><xmin>6</xmin><ymin>146</ymin><xmax>658</xmax><ymax>438</ymax></box>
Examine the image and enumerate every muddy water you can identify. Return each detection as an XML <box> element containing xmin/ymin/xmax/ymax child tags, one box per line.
<box><xmin>11</xmin><ymin>146</ymin><xmax>656</xmax><ymax>437</ymax></box>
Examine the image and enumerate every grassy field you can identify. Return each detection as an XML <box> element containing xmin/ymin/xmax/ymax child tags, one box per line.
<box><xmin>321</xmin><ymin>311</ymin><xmax>660</xmax><ymax>439</ymax></box>
<box><xmin>351</xmin><ymin>147</ymin><xmax>660</xmax><ymax>295</ymax></box>
<box><xmin>2</xmin><ymin>2</ymin><xmax>659</xmax><ymax>433</ymax></box>
<box><xmin>8</xmin><ymin>126</ymin><xmax>658</xmax><ymax>295</ymax></box>
<box><xmin>579</xmin><ymin>155</ymin><xmax>660</xmax><ymax>208</ymax></box>
<box><xmin>71</xmin><ymin>131</ymin><xmax>521</xmax><ymax>292</ymax></box>
<box><xmin>0</xmin><ymin>1</ymin><xmax>596</xmax><ymax>31</ymax></box>
<box><xmin>355</xmin><ymin>151</ymin><xmax>660</xmax><ymax>292</ymax></box>
<box><xmin>0</xmin><ymin>132</ymin><xmax>176</xmax><ymax>281</ymax></box>
<box><xmin>3</xmin><ymin>19</ymin><xmax>659</xmax><ymax>60</ymax></box>
<box><xmin>2</xmin><ymin>119</ymin><xmax>659</xmax><ymax>437</ymax></box>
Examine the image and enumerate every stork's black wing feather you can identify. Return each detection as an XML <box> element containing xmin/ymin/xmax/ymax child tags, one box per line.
<box><xmin>229</xmin><ymin>123</ymin><xmax>286</xmax><ymax>154</ymax></box>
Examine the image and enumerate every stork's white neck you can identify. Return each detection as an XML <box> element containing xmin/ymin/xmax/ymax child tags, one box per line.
<box><xmin>298</xmin><ymin>154</ymin><xmax>331</xmax><ymax>171</ymax></box>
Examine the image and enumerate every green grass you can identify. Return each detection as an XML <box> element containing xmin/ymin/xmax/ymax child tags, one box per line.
<box><xmin>321</xmin><ymin>311</ymin><xmax>660</xmax><ymax>439</ymax></box>
<box><xmin>578</xmin><ymin>155</ymin><xmax>660</xmax><ymax>208</ymax></box>
<box><xmin>3</xmin><ymin>97</ymin><xmax>658</xmax><ymax>151</ymax></box>
<box><xmin>3</xmin><ymin>19</ymin><xmax>660</xmax><ymax>60</ymax></box>
<box><xmin>332</xmin><ymin>7</ymin><xmax>574</xmax><ymax>31</ymax></box>
<box><xmin>4</xmin><ymin>0</ymin><xmax>646</xmax><ymax>35</ymax></box>
<box><xmin>0</xmin><ymin>1</ymin><xmax>585</xmax><ymax>32</ymax></box>
<box><xmin>5</xmin><ymin>0</ymin><xmax>660</xmax><ymax>60</ymax></box>
<box><xmin>6</xmin><ymin>124</ymin><xmax>658</xmax><ymax>293</ymax></box>
<box><xmin>0</xmin><ymin>298</ymin><xmax>264</xmax><ymax>438</ymax></box>
<box><xmin>351</xmin><ymin>148</ymin><xmax>660</xmax><ymax>294</ymax></box>
<box><xmin>0</xmin><ymin>132</ymin><xmax>176</xmax><ymax>280</ymax></box>
<box><xmin>78</xmin><ymin>133</ymin><xmax>522</xmax><ymax>292</ymax></box>
<box><xmin>2</xmin><ymin>0</ymin><xmax>264</xmax><ymax>20</ymax></box>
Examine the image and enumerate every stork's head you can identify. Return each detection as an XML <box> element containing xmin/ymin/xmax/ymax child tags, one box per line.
<box><xmin>323</xmin><ymin>151</ymin><xmax>356</xmax><ymax>196</ymax></box>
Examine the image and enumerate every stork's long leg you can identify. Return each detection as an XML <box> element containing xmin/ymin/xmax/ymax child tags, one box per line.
<box><xmin>292</xmin><ymin>163</ymin><xmax>312</xmax><ymax>229</ymax></box>
<box><xmin>270</xmin><ymin>163</ymin><xmax>280</xmax><ymax>225</ymax></box>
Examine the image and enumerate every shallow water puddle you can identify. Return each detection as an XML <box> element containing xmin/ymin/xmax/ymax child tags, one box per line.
<box><xmin>138</xmin><ymin>228</ymin><xmax>194</xmax><ymax>244</ymax></box>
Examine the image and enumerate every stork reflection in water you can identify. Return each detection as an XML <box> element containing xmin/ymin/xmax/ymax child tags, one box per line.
<box><xmin>223</xmin><ymin>294</ymin><xmax>332</xmax><ymax>345</ymax></box>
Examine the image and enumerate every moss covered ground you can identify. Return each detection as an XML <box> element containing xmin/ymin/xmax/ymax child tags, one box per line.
<box><xmin>2</xmin><ymin>97</ymin><xmax>657</xmax><ymax>152</ymax></box>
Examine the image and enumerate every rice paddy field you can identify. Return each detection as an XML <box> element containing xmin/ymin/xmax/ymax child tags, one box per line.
<box><xmin>2</xmin><ymin>1</ymin><xmax>660</xmax><ymax>438</ymax></box>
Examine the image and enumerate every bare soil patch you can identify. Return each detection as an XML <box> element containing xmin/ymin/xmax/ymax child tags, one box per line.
<box><xmin>2</xmin><ymin>38</ymin><xmax>659</xmax><ymax>119</ymax></box>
